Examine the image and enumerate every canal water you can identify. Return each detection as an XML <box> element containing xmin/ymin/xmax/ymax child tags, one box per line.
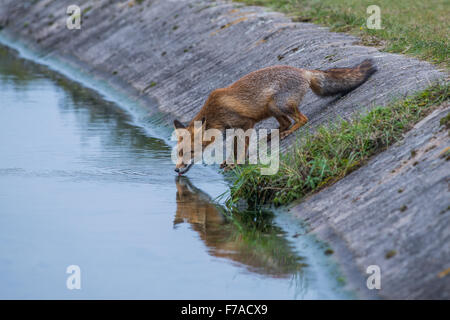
<box><xmin>0</xmin><ymin>38</ymin><xmax>352</xmax><ymax>299</ymax></box>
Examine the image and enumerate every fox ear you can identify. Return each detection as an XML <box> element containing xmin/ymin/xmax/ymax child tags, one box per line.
<box><xmin>173</xmin><ymin>119</ymin><xmax>185</xmax><ymax>129</ymax></box>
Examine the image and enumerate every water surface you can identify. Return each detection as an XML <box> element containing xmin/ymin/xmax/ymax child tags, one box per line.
<box><xmin>0</xmin><ymin>40</ymin><xmax>350</xmax><ymax>299</ymax></box>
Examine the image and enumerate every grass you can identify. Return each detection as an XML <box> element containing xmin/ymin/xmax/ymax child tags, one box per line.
<box><xmin>82</xmin><ymin>6</ymin><xmax>92</xmax><ymax>15</ymax></box>
<box><xmin>235</xmin><ymin>0</ymin><xmax>449</xmax><ymax>68</ymax></box>
<box><xmin>227</xmin><ymin>83</ymin><xmax>449</xmax><ymax>208</ymax></box>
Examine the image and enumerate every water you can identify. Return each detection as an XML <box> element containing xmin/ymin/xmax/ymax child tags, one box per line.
<box><xmin>0</xmin><ymin>39</ymin><xmax>352</xmax><ymax>299</ymax></box>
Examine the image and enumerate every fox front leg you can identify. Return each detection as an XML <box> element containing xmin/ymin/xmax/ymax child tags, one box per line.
<box><xmin>220</xmin><ymin>140</ymin><xmax>238</xmax><ymax>171</ymax></box>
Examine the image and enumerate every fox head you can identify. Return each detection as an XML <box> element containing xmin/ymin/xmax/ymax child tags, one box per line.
<box><xmin>173</xmin><ymin>117</ymin><xmax>206</xmax><ymax>175</ymax></box>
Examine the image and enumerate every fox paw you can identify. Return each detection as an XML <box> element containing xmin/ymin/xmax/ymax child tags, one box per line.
<box><xmin>280</xmin><ymin>131</ymin><xmax>291</xmax><ymax>140</ymax></box>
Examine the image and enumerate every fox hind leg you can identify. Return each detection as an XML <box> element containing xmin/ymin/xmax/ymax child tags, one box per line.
<box><xmin>268</xmin><ymin>99</ymin><xmax>292</xmax><ymax>140</ymax></box>
<box><xmin>275</xmin><ymin>115</ymin><xmax>291</xmax><ymax>133</ymax></box>
<box><xmin>269</xmin><ymin>92</ymin><xmax>308</xmax><ymax>140</ymax></box>
<box><xmin>265</xmin><ymin>115</ymin><xmax>291</xmax><ymax>142</ymax></box>
<box><xmin>280</xmin><ymin>101</ymin><xmax>308</xmax><ymax>140</ymax></box>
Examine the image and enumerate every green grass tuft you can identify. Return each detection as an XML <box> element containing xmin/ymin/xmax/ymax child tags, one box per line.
<box><xmin>82</xmin><ymin>6</ymin><xmax>92</xmax><ymax>15</ymax></box>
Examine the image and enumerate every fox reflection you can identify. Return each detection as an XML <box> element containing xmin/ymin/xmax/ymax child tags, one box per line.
<box><xmin>174</xmin><ymin>176</ymin><xmax>226</xmax><ymax>233</ymax></box>
<box><xmin>174</xmin><ymin>176</ymin><xmax>304</xmax><ymax>277</ymax></box>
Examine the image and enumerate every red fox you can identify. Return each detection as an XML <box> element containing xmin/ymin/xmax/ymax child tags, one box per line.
<box><xmin>174</xmin><ymin>59</ymin><xmax>377</xmax><ymax>174</ymax></box>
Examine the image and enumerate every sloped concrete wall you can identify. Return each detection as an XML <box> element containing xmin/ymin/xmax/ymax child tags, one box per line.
<box><xmin>292</xmin><ymin>104</ymin><xmax>450</xmax><ymax>299</ymax></box>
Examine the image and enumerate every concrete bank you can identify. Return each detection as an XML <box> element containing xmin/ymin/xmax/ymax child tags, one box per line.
<box><xmin>1</xmin><ymin>0</ymin><xmax>448</xmax><ymax>298</ymax></box>
<box><xmin>291</xmin><ymin>103</ymin><xmax>450</xmax><ymax>299</ymax></box>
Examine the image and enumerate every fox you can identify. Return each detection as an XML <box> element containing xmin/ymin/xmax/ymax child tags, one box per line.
<box><xmin>174</xmin><ymin>59</ymin><xmax>377</xmax><ymax>174</ymax></box>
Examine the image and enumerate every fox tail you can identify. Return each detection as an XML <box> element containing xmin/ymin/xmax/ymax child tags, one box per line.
<box><xmin>306</xmin><ymin>59</ymin><xmax>377</xmax><ymax>96</ymax></box>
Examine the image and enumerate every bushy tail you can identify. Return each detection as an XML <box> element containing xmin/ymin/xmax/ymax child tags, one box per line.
<box><xmin>307</xmin><ymin>59</ymin><xmax>377</xmax><ymax>96</ymax></box>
